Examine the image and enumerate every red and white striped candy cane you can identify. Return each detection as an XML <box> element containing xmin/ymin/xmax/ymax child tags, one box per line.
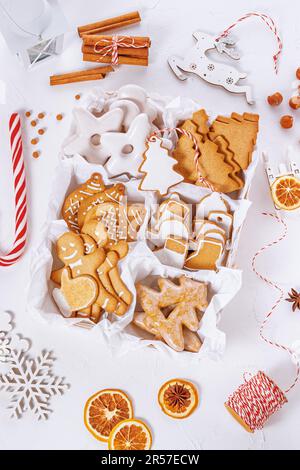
<box><xmin>0</xmin><ymin>113</ymin><xmax>27</xmax><ymax>267</ymax></box>
<box><xmin>216</xmin><ymin>12</ymin><xmax>283</xmax><ymax>74</ymax></box>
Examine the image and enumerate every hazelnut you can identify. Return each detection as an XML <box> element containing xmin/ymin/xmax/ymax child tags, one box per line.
<box><xmin>280</xmin><ymin>115</ymin><xmax>294</xmax><ymax>129</ymax></box>
<box><xmin>289</xmin><ymin>96</ymin><xmax>300</xmax><ymax>110</ymax></box>
<box><xmin>296</xmin><ymin>68</ymin><xmax>300</xmax><ymax>80</ymax></box>
<box><xmin>267</xmin><ymin>92</ymin><xmax>283</xmax><ymax>106</ymax></box>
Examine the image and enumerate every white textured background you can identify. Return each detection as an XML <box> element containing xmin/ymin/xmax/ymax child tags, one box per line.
<box><xmin>1</xmin><ymin>0</ymin><xmax>300</xmax><ymax>450</ymax></box>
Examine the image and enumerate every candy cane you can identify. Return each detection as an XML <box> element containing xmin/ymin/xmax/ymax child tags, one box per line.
<box><xmin>0</xmin><ymin>113</ymin><xmax>27</xmax><ymax>267</ymax></box>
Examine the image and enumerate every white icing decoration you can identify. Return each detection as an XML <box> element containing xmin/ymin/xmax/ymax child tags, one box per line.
<box><xmin>139</xmin><ymin>137</ymin><xmax>183</xmax><ymax>196</ymax></box>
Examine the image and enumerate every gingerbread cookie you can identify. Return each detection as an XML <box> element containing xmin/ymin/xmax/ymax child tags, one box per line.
<box><xmin>135</xmin><ymin>276</ymin><xmax>207</xmax><ymax>352</ymax></box>
<box><xmin>81</xmin><ymin>220</ymin><xmax>109</xmax><ymax>247</ymax></box>
<box><xmin>202</xmin><ymin>229</ymin><xmax>226</xmax><ymax>245</ymax></box>
<box><xmin>194</xmin><ymin>220</ymin><xmax>226</xmax><ymax>241</ymax></box>
<box><xmin>134</xmin><ymin>312</ymin><xmax>202</xmax><ymax>352</ymax></box>
<box><xmin>173</xmin><ymin>120</ymin><xmax>202</xmax><ymax>183</ymax></box>
<box><xmin>207</xmin><ymin>211</ymin><xmax>233</xmax><ymax>239</ymax></box>
<box><xmin>210</xmin><ymin>112</ymin><xmax>259</xmax><ymax>170</ymax></box>
<box><xmin>191</xmin><ymin>109</ymin><xmax>210</xmax><ymax>137</ymax></box>
<box><xmin>97</xmin><ymin>251</ymin><xmax>132</xmax><ymax>316</ymax></box>
<box><xmin>62</xmin><ymin>173</ymin><xmax>105</xmax><ymax>232</ymax></box>
<box><xmin>212</xmin><ymin>136</ymin><xmax>244</xmax><ymax>191</ymax></box>
<box><xmin>195</xmin><ymin>193</ymin><xmax>230</xmax><ymax>220</ymax></box>
<box><xmin>126</xmin><ymin>204</ymin><xmax>147</xmax><ymax>241</ymax></box>
<box><xmin>51</xmin><ymin>231</ymin><xmax>119</xmax><ymax>318</ymax></box>
<box><xmin>84</xmin><ymin>203</ymin><xmax>121</xmax><ymax>242</ymax></box>
<box><xmin>81</xmin><ymin>234</ymin><xmax>97</xmax><ymax>254</ymax></box>
<box><xmin>157</xmin><ymin>195</ymin><xmax>190</xmax><ymax>226</ymax></box>
<box><xmin>77</xmin><ymin>183</ymin><xmax>125</xmax><ymax>229</ymax></box>
<box><xmin>175</xmin><ymin>119</ymin><xmax>239</xmax><ymax>193</ymax></box>
<box><xmin>185</xmin><ymin>237</ymin><xmax>224</xmax><ymax>271</ymax></box>
<box><xmin>155</xmin><ymin>236</ymin><xmax>188</xmax><ymax>269</ymax></box>
<box><xmin>139</xmin><ymin>136</ymin><xmax>184</xmax><ymax>196</ymax></box>
<box><xmin>53</xmin><ymin>268</ymin><xmax>98</xmax><ymax>318</ymax></box>
<box><xmin>106</xmin><ymin>240</ymin><xmax>129</xmax><ymax>259</ymax></box>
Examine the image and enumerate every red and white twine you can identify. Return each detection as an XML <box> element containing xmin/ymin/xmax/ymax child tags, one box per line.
<box><xmin>216</xmin><ymin>12</ymin><xmax>283</xmax><ymax>74</ymax></box>
<box><xmin>225</xmin><ymin>371</ymin><xmax>287</xmax><ymax>432</ymax></box>
<box><xmin>252</xmin><ymin>212</ymin><xmax>300</xmax><ymax>393</ymax></box>
<box><xmin>0</xmin><ymin>113</ymin><xmax>27</xmax><ymax>267</ymax></box>
<box><xmin>226</xmin><ymin>212</ymin><xmax>300</xmax><ymax>432</ymax></box>
<box><xmin>94</xmin><ymin>35</ymin><xmax>149</xmax><ymax>66</ymax></box>
<box><xmin>148</xmin><ymin>128</ymin><xmax>215</xmax><ymax>192</ymax></box>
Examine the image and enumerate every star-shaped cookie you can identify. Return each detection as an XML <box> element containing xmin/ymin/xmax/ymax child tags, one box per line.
<box><xmin>63</xmin><ymin>107</ymin><xmax>124</xmax><ymax>164</ymax></box>
<box><xmin>103</xmin><ymin>113</ymin><xmax>152</xmax><ymax>178</ymax></box>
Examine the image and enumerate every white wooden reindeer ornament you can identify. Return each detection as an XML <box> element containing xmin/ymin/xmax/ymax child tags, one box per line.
<box><xmin>168</xmin><ymin>31</ymin><xmax>254</xmax><ymax>104</ymax></box>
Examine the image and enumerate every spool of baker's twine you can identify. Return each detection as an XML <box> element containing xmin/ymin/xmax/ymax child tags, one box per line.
<box><xmin>147</xmin><ymin>128</ymin><xmax>215</xmax><ymax>192</ymax></box>
<box><xmin>225</xmin><ymin>213</ymin><xmax>300</xmax><ymax>432</ymax></box>
<box><xmin>0</xmin><ymin>113</ymin><xmax>27</xmax><ymax>267</ymax></box>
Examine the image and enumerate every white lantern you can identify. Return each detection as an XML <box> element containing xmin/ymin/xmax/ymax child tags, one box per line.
<box><xmin>0</xmin><ymin>0</ymin><xmax>68</xmax><ymax>68</ymax></box>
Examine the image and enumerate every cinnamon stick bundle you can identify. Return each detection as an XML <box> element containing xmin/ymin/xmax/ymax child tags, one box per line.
<box><xmin>78</xmin><ymin>11</ymin><xmax>141</xmax><ymax>37</ymax></box>
<box><xmin>83</xmin><ymin>53</ymin><xmax>148</xmax><ymax>66</ymax></box>
<box><xmin>50</xmin><ymin>66</ymin><xmax>114</xmax><ymax>86</ymax></box>
<box><xmin>82</xmin><ymin>44</ymin><xmax>149</xmax><ymax>59</ymax></box>
<box><xmin>82</xmin><ymin>34</ymin><xmax>151</xmax><ymax>48</ymax></box>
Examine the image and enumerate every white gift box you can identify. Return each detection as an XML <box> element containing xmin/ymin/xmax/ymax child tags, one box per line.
<box><xmin>28</xmin><ymin>87</ymin><xmax>259</xmax><ymax>360</ymax></box>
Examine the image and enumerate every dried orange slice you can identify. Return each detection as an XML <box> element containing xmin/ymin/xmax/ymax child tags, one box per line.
<box><xmin>108</xmin><ymin>419</ymin><xmax>152</xmax><ymax>450</ymax></box>
<box><xmin>158</xmin><ymin>378</ymin><xmax>199</xmax><ymax>419</ymax></box>
<box><xmin>84</xmin><ymin>389</ymin><xmax>133</xmax><ymax>442</ymax></box>
<box><xmin>271</xmin><ymin>175</ymin><xmax>300</xmax><ymax>211</ymax></box>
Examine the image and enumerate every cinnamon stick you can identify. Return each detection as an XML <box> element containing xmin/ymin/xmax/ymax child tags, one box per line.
<box><xmin>83</xmin><ymin>53</ymin><xmax>148</xmax><ymax>66</ymax></box>
<box><xmin>50</xmin><ymin>66</ymin><xmax>113</xmax><ymax>86</ymax></box>
<box><xmin>82</xmin><ymin>44</ymin><xmax>149</xmax><ymax>59</ymax></box>
<box><xmin>82</xmin><ymin>34</ymin><xmax>151</xmax><ymax>48</ymax></box>
<box><xmin>78</xmin><ymin>11</ymin><xmax>141</xmax><ymax>37</ymax></box>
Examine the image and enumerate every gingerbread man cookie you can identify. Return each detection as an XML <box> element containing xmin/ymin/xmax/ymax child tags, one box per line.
<box><xmin>51</xmin><ymin>231</ymin><xmax>118</xmax><ymax>318</ymax></box>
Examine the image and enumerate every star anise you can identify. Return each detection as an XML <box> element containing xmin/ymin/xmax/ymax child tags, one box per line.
<box><xmin>164</xmin><ymin>383</ymin><xmax>191</xmax><ymax>412</ymax></box>
<box><xmin>286</xmin><ymin>288</ymin><xmax>300</xmax><ymax>312</ymax></box>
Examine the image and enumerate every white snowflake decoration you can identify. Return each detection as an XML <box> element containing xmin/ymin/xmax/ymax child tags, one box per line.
<box><xmin>0</xmin><ymin>349</ymin><xmax>69</xmax><ymax>420</ymax></box>
<box><xmin>0</xmin><ymin>332</ymin><xmax>11</xmax><ymax>363</ymax></box>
